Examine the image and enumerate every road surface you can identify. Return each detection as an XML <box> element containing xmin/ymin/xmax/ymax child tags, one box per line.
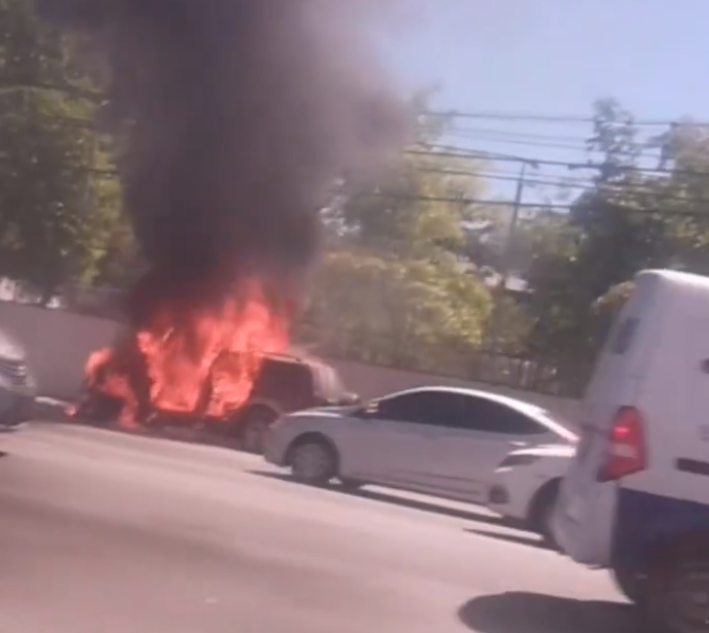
<box><xmin>0</xmin><ymin>422</ymin><xmax>634</xmax><ymax>633</ymax></box>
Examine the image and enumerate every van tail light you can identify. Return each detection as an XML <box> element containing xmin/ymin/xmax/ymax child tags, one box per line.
<box><xmin>597</xmin><ymin>406</ymin><xmax>647</xmax><ymax>482</ymax></box>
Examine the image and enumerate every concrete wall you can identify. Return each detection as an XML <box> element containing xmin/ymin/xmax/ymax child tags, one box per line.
<box><xmin>327</xmin><ymin>358</ymin><xmax>581</xmax><ymax>423</ymax></box>
<box><xmin>0</xmin><ymin>302</ymin><xmax>119</xmax><ymax>400</ymax></box>
<box><xmin>0</xmin><ymin>301</ymin><xmax>582</xmax><ymax>422</ymax></box>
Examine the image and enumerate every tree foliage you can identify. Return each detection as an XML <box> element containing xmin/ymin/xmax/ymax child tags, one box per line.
<box><xmin>0</xmin><ymin>0</ymin><xmax>124</xmax><ymax>302</ymax></box>
<box><xmin>299</xmin><ymin>95</ymin><xmax>497</xmax><ymax>371</ymax></box>
<box><xmin>524</xmin><ymin>98</ymin><xmax>709</xmax><ymax>389</ymax></box>
<box><xmin>300</xmin><ymin>248</ymin><xmax>491</xmax><ymax>373</ymax></box>
<box><xmin>8</xmin><ymin>1</ymin><xmax>709</xmax><ymax>396</ymax></box>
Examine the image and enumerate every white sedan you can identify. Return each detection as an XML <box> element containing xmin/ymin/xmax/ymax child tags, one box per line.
<box><xmin>486</xmin><ymin>443</ymin><xmax>576</xmax><ymax>545</ymax></box>
<box><xmin>263</xmin><ymin>385</ymin><xmax>577</xmax><ymax>505</ymax></box>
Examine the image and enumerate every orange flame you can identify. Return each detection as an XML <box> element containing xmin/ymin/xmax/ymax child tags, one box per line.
<box><xmin>71</xmin><ymin>279</ymin><xmax>288</xmax><ymax>428</ymax></box>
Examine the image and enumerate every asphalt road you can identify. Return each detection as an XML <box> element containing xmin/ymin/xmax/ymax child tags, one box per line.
<box><xmin>0</xmin><ymin>422</ymin><xmax>635</xmax><ymax>633</ymax></box>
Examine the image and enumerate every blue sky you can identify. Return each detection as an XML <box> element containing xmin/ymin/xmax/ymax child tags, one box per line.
<box><xmin>383</xmin><ymin>0</ymin><xmax>709</xmax><ymax>200</ymax></box>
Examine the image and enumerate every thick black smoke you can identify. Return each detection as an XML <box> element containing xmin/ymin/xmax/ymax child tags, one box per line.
<box><xmin>39</xmin><ymin>0</ymin><xmax>406</xmax><ymax>314</ymax></box>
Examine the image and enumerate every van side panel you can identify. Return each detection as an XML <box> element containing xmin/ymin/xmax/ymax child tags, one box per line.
<box><xmin>620</xmin><ymin>281</ymin><xmax>709</xmax><ymax>506</ymax></box>
<box><xmin>611</xmin><ymin>277</ymin><xmax>709</xmax><ymax>572</ymax></box>
<box><xmin>554</xmin><ymin>271</ymin><xmax>676</xmax><ymax>566</ymax></box>
<box><xmin>583</xmin><ymin>272</ymin><xmax>665</xmax><ymax>428</ymax></box>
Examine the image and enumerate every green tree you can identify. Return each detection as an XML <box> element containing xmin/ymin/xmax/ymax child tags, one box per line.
<box><xmin>299</xmin><ymin>93</ymin><xmax>496</xmax><ymax>372</ymax></box>
<box><xmin>334</xmin><ymin>95</ymin><xmax>489</xmax><ymax>259</ymax></box>
<box><xmin>525</xmin><ymin>99</ymin><xmax>709</xmax><ymax>391</ymax></box>
<box><xmin>299</xmin><ymin>248</ymin><xmax>492</xmax><ymax>373</ymax></box>
<box><xmin>0</xmin><ymin>0</ymin><xmax>117</xmax><ymax>302</ymax></box>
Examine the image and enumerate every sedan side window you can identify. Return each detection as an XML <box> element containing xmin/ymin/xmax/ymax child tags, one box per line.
<box><xmin>462</xmin><ymin>397</ymin><xmax>547</xmax><ymax>434</ymax></box>
<box><xmin>375</xmin><ymin>391</ymin><xmax>465</xmax><ymax>427</ymax></box>
<box><xmin>375</xmin><ymin>392</ymin><xmax>434</xmax><ymax>423</ymax></box>
<box><xmin>495</xmin><ymin>409</ymin><xmax>548</xmax><ymax>434</ymax></box>
<box><xmin>461</xmin><ymin>398</ymin><xmax>501</xmax><ymax>432</ymax></box>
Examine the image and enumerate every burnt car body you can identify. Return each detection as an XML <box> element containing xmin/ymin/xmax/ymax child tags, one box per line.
<box><xmin>74</xmin><ymin>352</ymin><xmax>358</xmax><ymax>453</ymax></box>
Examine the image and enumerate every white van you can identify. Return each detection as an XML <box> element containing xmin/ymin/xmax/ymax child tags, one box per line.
<box><xmin>552</xmin><ymin>269</ymin><xmax>709</xmax><ymax>632</ymax></box>
<box><xmin>0</xmin><ymin>324</ymin><xmax>36</xmax><ymax>430</ymax></box>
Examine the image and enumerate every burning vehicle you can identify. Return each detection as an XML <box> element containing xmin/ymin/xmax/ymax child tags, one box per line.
<box><xmin>68</xmin><ymin>276</ymin><xmax>358</xmax><ymax>452</ymax></box>
<box><xmin>72</xmin><ymin>342</ymin><xmax>359</xmax><ymax>453</ymax></box>
<box><xmin>43</xmin><ymin>0</ymin><xmax>405</xmax><ymax>444</ymax></box>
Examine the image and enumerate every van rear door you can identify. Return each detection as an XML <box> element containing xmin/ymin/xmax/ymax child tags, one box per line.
<box><xmin>554</xmin><ymin>272</ymin><xmax>665</xmax><ymax>565</ymax></box>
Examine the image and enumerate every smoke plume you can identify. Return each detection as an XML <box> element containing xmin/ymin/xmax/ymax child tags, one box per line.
<box><xmin>38</xmin><ymin>0</ymin><xmax>407</xmax><ymax>315</ymax></box>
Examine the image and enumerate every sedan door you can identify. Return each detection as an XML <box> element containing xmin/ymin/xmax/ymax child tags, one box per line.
<box><xmin>368</xmin><ymin>391</ymin><xmax>500</xmax><ymax>501</ymax></box>
<box><xmin>373</xmin><ymin>391</ymin><xmax>483</xmax><ymax>491</ymax></box>
<box><xmin>334</xmin><ymin>391</ymin><xmax>443</xmax><ymax>485</ymax></box>
<box><xmin>426</xmin><ymin>397</ymin><xmax>558</xmax><ymax>503</ymax></box>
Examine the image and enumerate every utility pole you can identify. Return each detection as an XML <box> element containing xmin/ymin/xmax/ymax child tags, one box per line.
<box><xmin>498</xmin><ymin>162</ymin><xmax>527</xmax><ymax>293</ymax></box>
<box><xmin>489</xmin><ymin>159</ymin><xmax>537</xmax><ymax>349</ymax></box>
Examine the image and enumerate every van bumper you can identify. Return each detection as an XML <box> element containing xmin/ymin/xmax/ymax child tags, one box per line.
<box><xmin>552</xmin><ymin>483</ymin><xmax>617</xmax><ymax>567</ymax></box>
<box><xmin>611</xmin><ymin>488</ymin><xmax>709</xmax><ymax>576</ymax></box>
<box><xmin>552</xmin><ymin>512</ymin><xmax>602</xmax><ymax>566</ymax></box>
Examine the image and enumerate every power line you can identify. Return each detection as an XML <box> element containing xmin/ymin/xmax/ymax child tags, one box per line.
<box><xmin>406</xmin><ymin>147</ymin><xmax>709</xmax><ymax>178</ymax></box>
<box><xmin>449</xmin><ymin>131</ymin><xmax>595</xmax><ymax>153</ymax></box>
<box><xmin>424</xmin><ymin>109</ymin><xmax>709</xmax><ymax>128</ymax></box>
<box><xmin>356</xmin><ymin>192</ymin><xmax>709</xmax><ymax>218</ymax></box>
<box><xmin>413</xmin><ymin>164</ymin><xmax>709</xmax><ymax>212</ymax></box>
<box><xmin>416</xmin><ymin>165</ymin><xmax>583</xmax><ymax>188</ymax></box>
<box><xmin>449</xmin><ymin>126</ymin><xmax>591</xmax><ymax>145</ymax></box>
<box><xmin>446</xmin><ymin>127</ymin><xmax>667</xmax><ymax>159</ymax></box>
<box><xmin>356</xmin><ymin>191</ymin><xmax>558</xmax><ymax>209</ymax></box>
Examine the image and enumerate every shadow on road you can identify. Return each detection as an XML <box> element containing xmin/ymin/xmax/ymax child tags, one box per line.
<box><xmin>463</xmin><ymin>527</ymin><xmax>549</xmax><ymax>550</ymax></box>
<box><xmin>458</xmin><ymin>592</ymin><xmax>635</xmax><ymax>633</ymax></box>
<box><xmin>249</xmin><ymin>469</ymin><xmax>504</xmax><ymax>526</ymax></box>
<box><xmin>54</xmin><ymin>411</ymin><xmax>245</xmax><ymax>452</ymax></box>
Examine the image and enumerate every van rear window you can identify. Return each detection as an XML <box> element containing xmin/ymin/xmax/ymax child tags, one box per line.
<box><xmin>610</xmin><ymin>317</ymin><xmax>639</xmax><ymax>355</ymax></box>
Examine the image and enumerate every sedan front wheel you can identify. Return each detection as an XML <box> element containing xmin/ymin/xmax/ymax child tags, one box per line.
<box><xmin>288</xmin><ymin>438</ymin><xmax>337</xmax><ymax>486</ymax></box>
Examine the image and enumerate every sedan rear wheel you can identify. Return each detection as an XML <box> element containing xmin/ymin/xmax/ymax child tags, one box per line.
<box><xmin>288</xmin><ymin>439</ymin><xmax>337</xmax><ymax>486</ymax></box>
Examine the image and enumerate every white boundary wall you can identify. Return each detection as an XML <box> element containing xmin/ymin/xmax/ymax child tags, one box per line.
<box><xmin>0</xmin><ymin>301</ymin><xmax>581</xmax><ymax>423</ymax></box>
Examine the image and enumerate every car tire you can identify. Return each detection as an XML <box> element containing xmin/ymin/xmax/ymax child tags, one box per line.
<box><xmin>610</xmin><ymin>566</ymin><xmax>646</xmax><ymax>604</ymax></box>
<box><xmin>643</xmin><ymin>541</ymin><xmax>709</xmax><ymax>633</ymax></box>
<box><xmin>529</xmin><ymin>479</ymin><xmax>560</xmax><ymax>549</ymax></box>
<box><xmin>287</xmin><ymin>436</ymin><xmax>338</xmax><ymax>486</ymax></box>
<box><xmin>240</xmin><ymin>406</ymin><xmax>278</xmax><ymax>454</ymax></box>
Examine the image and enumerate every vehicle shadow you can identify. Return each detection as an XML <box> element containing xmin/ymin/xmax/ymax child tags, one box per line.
<box><xmin>59</xmin><ymin>411</ymin><xmax>245</xmax><ymax>451</ymax></box>
<box><xmin>248</xmin><ymin>469</ymin><xmax>504</xmax><ymax>526</ymax></box>
<box><xmin>463</xmin><ymin>527</ymin><xmax>549</xmax><ymax>550</ymax></box>
<box><xmin>458</xmin><ymin>592</ymin><xmax>636</xmax><ymax>633</ymax></box>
